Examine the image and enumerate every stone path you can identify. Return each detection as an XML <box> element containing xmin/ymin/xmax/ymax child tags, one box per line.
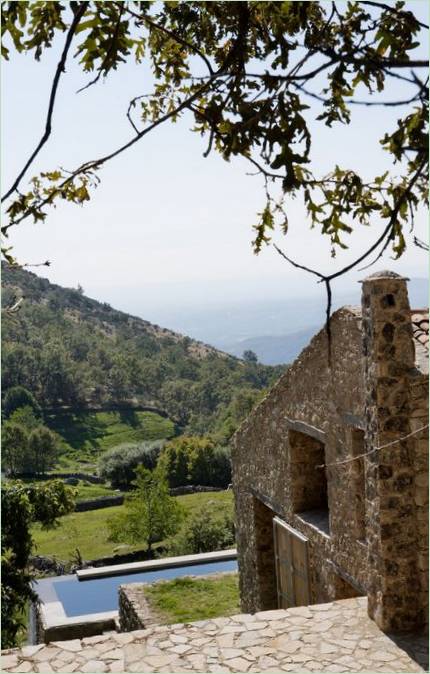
<box><xmin>2</xmin><ymin>598</ymin><xmax>427</xmax><ymax>673</ymax></box>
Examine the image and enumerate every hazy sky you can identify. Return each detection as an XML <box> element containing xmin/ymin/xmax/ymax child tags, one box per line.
<box><xmin>2</xmin><ymin>2</ymin><xmax>428</xmax><ymax>319</ymax></box>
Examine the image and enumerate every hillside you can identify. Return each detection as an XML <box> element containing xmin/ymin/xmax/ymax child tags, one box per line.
<box><xmin>2</xmin><ymin>264</ymin><xmax>284</xmax><ymax>440</ymax></box>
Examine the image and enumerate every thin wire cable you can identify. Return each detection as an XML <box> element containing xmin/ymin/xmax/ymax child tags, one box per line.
<box><xmin>317</xmin><ymin>423</ymin><xmax>429</xmax><ymax>469</ymax></box>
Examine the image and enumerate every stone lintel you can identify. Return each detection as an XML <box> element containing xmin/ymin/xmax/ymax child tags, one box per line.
<box><xmin>284</xmin><ymin>417</ymin><xmax>326</xmax><ymax>444</ymax></box>
<box><xmin>248</xmin><ymin>487</ymin><xmax>283</xmax><ymax>518</ymax></box>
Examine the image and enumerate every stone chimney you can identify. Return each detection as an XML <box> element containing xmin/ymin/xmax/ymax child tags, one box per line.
<box><xmin>360</xmin><ymin>271</ymin><xmax>422</xmax><ymax>632</ymax></box>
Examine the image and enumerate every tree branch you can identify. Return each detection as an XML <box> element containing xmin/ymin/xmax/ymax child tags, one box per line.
<box><xmin>361</xmin><ymin>1</ymin><xmax>429</xmax><ymax>31</ymax></box>
<box><xmin>121</xmin><ymin>3</ymin><xmax>214</xmax><ymax>77</ymax></box>
<box><xmin>1</xmin><ymin>2</ymin><xmax>89</xmax><ymax>203</ymax></box>
<box><xmin>292</xmin><ymin>82</ymin><xmax>422</xmax><ymax>107</ymax></box>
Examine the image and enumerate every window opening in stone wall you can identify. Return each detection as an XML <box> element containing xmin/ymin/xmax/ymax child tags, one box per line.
<box><xmin>289</xmin><ymin>430</ymin><xmax>330</xmax><ymax>535</ymax></box>
<box><xmin>351</xmin><ymin>428</ymin><xmax>366</xmax><ymax>542</ymax></box>
<box><xmin>253</xmin><ymin>496</ymin><xmax>278</xmax><ymax>611</ymax></box>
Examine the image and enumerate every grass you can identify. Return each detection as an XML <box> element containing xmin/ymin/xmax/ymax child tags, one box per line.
<box><xmin>143</xmin><ymin>574</ymin><xmax>240</xmax><ymax>624</ymax></box>
<box><xmin>16</xmin><ymin>478</ymin><xmax>117</xmax><ymax>502</ymax></box>
<box><xmin>73</xmin><ymin>482</ymin><xmax>119</xmax><ymax>501</ymax></box>
<box><xmin>45</xmin><ymin>410</ymin><xmax>175</xmax><ymax>472</ymax></box>
<box><xmin>31</xmin><ymin>490</ymin><xmax>233</xmax><ymax>561</ymax></box>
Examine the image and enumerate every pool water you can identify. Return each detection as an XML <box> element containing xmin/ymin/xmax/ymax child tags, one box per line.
<box><xmin>48</xmin><ymin>559</ymin><xmax>237</xmax><ymax>617</ymax></box>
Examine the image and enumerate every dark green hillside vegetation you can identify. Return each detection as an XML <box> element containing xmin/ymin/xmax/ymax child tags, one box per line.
<box><xmin>2</xmin><ymin>264</ymin><xmax>283</xmax><ymax>440</ymax></box>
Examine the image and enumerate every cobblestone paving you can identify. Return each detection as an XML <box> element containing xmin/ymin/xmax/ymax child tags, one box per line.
<box><xmin>2</xmin><ymin>598</ymin><xmax>427</xmax><ymax>673</ymax></box>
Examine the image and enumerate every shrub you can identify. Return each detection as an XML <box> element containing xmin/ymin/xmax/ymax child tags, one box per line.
<box><xmin>158</xmin><ymin>436</ymin><xmax>231</xmax><ymax>488</ymax></box>
<box><xmin>98</xmin><ymin>440</ymin><xmax>164</xmax><ymax>489</ymax></box>
<box><xmin>168</xmin><ymin>504</ymin><xmax>235</xmax><ymax>555</ymax></box>
<box><xmin>2</xmin><ymin>480</ymin><xmax>75</xmax><ymax>648</ymax></box>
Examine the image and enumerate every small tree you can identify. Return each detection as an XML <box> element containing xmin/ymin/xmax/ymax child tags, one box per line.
<box><xmin>3</xmin><ymin>386</ymin><xmax>42</xmax><ymax>420</ymax></box>
<box><xmin>1</xmin><ymin>423</ymin><xmax>30</xmax><ymax>476</ymax></box>
<box><xmin>108</xmin><ymin>464</ymin><xmax>182</xmax><ymax>554</ymax></box>
<box><xmin>243</xmin><ymin>350</ymin><xmax>258</xmax><ymax>364</ymax></box>
<box><xmin>28</xmin><ymin>427</ymin><xmax>58</xmax><ymax>475</ymax></box>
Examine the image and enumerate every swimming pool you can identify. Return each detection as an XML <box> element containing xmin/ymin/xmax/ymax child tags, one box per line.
<box><xmin>31</xmin><ymin>549</ymin><xmax>238</xmax><ymax>643</ymax></box>
<box><xmin>42</xmin><ymin>558</ymin><xmax>238</xmax><ymax>617</ymax></box>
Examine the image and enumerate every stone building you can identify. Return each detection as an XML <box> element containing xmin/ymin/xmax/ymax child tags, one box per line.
<box><xmin>232</xmin><ymin>271</ymin><xmax>428</xmax><ymax>633</ymax></box>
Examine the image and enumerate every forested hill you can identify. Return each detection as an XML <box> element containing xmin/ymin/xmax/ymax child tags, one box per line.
<box><xmin>2</xmin><ymin>264</ymin><xmax>284</xmax><ymax>440</ymax></box>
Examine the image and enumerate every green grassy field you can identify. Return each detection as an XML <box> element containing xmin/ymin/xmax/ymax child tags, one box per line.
<box><xmin>144</xmin><ymin>574</ymin><xmax>240</xmax><ymax>624</ymax></box>
<box><xmin>32</xmin><ymin>491</ymin><xmax>233</xmax><ymax>561</ymax></box>
<box><xmin>45</xmin><ymin>410</ymin><xmax>176</xmax><ymax>472</ymax></box>
<box><xmin>14</xmin><ymin>478</ymin><xmax>117</xmax><ymax>502</ymax></box>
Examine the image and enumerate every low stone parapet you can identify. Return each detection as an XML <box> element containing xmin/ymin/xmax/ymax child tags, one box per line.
<box><xmin>118</xmin><ymin>583</ymin><xmax>156</xmax><ymax>632</ymax></box>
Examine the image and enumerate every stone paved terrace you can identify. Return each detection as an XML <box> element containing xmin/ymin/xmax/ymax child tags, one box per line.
<box><xmin>2</xmin><ymin>598</ymin><xmax>428</xmax><ymax>673</ymax></box>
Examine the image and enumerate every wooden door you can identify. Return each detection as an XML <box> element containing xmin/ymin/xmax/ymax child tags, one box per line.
<box><xmin>273</xmin><ymin>516</ymin><xmax>311</xmax><ymax>609</ymax></box>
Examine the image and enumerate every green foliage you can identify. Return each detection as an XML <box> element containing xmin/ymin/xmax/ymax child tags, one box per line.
<box><xmin>143</xmin><ymin>574</ymin><xmax>240</xmax><ymax>625</ymax></box>
<box><xmin>158</xmin><ymin>436</ymin><xmax>231</xmax><ymax>488</ymax></box>
<box><xmin>2</xmin><ymin>266</ymin><xmax>282</xmax><ymax>441</ymax></box>
<box><xmin>168</xmin><ymin>504</ymin><xmax>235</xmax><ymax>556</ymax></box>
<box><xmin>108</xmin><ymin>465</ymin><xmax>183</xmax><ymax>552</ymax></box>
<box><xmin>3</xmin><ymin>385</ymin><xmax>42</xmax><ymax>419</ymax></box>
<box><xmin>2</xmin><ymin>415</ymin><xmax>59</xmax><ymax>476</ymax></box>
<box><xmin>31</xmin><ymin>490</ymin><xmax>233</xmax><ymax>560</ymax></box>
<box><xmin>28</xmin><ymin>426</ymin><xmax>58</xmax><ymax>474</ymax></box>
<box><xmin>8</xmin><ymin>405</ymin><xmax>39</xmax><ymax>431</ymax></box>
<box><xmin>1</xmin><ymin>422</ymin><xmax>30</xmax><ymax>476</ymax></box>
<box><xmin>2</xmin><ymin>2</ymin><xmax>427</xmax><ymax>266</ymax></box>
<box><xmin>1</xmin><ymin>480</ymin><xmax>75</xmax><ymax>649</ymax></box>
<box><xmin>98</xmin><ymin>440</ymin><xmax>164</xmax><ymax>489</ymax></box>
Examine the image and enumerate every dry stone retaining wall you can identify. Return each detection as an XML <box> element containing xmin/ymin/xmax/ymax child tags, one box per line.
<box><xmin>118</xmin><ymin>583</ymin><xmax>154</xmax><ymax>632</ymax></box>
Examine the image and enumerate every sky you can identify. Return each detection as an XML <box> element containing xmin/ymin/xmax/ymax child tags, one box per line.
<box><xmin>2</xmin><ymin>2</ymin><xmax>429</xmax><ymax>327</ymax></box>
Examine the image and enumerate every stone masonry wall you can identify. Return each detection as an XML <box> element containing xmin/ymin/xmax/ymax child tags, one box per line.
<box><xmin>361</xmin><ymin>272</ymin><xmax>424</xmax><ymax>632</ymax></box>
<box><xmin>119</xmin><ymin>583</ymin><xmax>154</xmax><ymax>632</ymax></box>
<box><xmin>410</xmin><ymin>373</ymin><xmax>429</xmax><ymax>630</ymax></box>
<box><xmin>233</xmin><ymin>307</ymin><xmax>368</xmax><ymax>614</ymax></box>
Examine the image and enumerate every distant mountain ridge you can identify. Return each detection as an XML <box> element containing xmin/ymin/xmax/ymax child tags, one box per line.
<box><xmin>223</xmin><ymin>327</ymin><xmax>318</xmax><ymax>366</ymax></box>
<box><xmin>215</xmin><ymin>278</ymin><xmax>428</xmax><ymax>365</ymax></box>
<box><xmin>2</xmin><ymin>264</ymin><xmax>283</xmax><ymax>439</ymax></box>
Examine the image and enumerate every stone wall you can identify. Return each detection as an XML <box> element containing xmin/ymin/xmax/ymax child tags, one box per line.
<box><xmin>233</xmin><ymin>306</ymin><xmax>368</xmax><ymax>614</ymax></box>
<box><xmin>361</xmin><ymin>272</ymin><xmax>426</xmax><ymax>632</ymax></box>
<box><xmin>75</xmin><ymin>495</ymin><xmax>124</xmax><ymax>511</ymax></box>
<box><xmin>14</xmin><ymin>472</ymin><xmax>104</xmax><ymax>484</ymax></box>
<box><xmin>410</xmin><ymin>374</ymin><xmax>429</xmax><ymax>631</ymax></box>
<box><xmin>233</xmin><ymin>271</ymin><xmax>428</xmax><ymax>634</ymax></box>
<box><xmin>118</xmin><ymin>583</ymin><xmax>154</xmax><ymax>632</ymax></box>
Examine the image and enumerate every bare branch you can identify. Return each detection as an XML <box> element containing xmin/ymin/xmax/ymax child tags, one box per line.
<box><xmin>273</xmin><ymin>244</ymin><xmax>325</xmax><ymax>280</ymax></box>
<box><xmin>1</xmin><ymin>2</ymin><xmax>89</xmax><ymax>203</ymax></box>
<box><xmin>414</xmin><ymin>236</ymin><xmax>429</xmax><ymax>251</ymax></box>
<box><xmin>292</xmin><ymin>82</ymin><xmax>423</xmax><ymax>107</ymax></box>
<box><xmin>4</xmin><ymin>74</ymin><xmax>231</xmax><ymax>231</ymax></box>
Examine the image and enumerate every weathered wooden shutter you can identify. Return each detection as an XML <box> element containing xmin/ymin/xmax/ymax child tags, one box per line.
<box><xmin>273</xmin><ymin>516</ymin><xmax>311</xmax><ymax>608</ymax></box>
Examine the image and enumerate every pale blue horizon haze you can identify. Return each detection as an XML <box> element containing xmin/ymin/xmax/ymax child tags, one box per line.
<box><xmin>2</xmin><ymin>2</ymin><xmax>429</xmax><ymax>347</ymax></box>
